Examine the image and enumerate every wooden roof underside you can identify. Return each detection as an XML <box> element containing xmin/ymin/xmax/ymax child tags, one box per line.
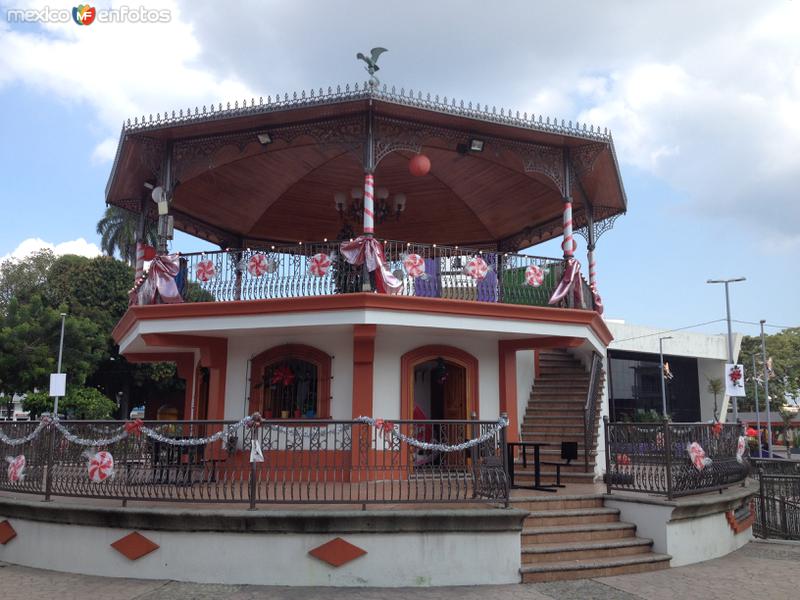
<box><xmin>106</xmin><ymin>97</ymin><xmax>627</xmax><ymax>250</ymax></box>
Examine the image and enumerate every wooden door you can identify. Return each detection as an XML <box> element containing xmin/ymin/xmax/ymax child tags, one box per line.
<box><xmin>443</xmin><ymin>364</ymin><xmax>466</xmax><ymax>420</ymax></box>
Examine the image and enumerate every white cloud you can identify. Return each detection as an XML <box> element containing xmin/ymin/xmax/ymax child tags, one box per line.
<box><xmin>0</xmin><ymin>238</ymin><xmax>101</xmax><ymax>263</ymax></box>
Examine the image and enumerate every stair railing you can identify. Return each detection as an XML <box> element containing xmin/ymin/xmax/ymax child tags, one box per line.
<box><xmin>583</xmin><ymin>352</ymin><xmax>602</xmax><ymax>473</ymax></box>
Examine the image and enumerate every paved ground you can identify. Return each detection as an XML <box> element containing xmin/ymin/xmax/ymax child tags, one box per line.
<box><xmin>0</xmin><ymin>541</ymin><xmax>798</xmax><ymax>600</ymax></box>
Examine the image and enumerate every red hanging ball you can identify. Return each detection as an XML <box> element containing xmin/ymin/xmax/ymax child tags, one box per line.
<box><xmin>142</xmin><ymin>245</ymin><xmax>157</xmax><ymax>261</ymax></box>
<box><xmin>408</xmin><ymin>154</ymin><xmax>431</xmax><ymax>177</ymax></box>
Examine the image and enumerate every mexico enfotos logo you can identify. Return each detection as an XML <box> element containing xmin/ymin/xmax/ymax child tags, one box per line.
<box><xmin>6</xmin><ymin>5</ymin><xmax>171</xmax><ymax>24</ymax></box>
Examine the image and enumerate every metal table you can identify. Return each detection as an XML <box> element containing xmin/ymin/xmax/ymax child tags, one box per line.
<box><xmin>507</xmin><ymin>441</ymin><xmax>557</xmax><ymax>492</ymax></box>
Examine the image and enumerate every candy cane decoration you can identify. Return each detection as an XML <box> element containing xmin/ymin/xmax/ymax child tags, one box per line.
<box><xmin>587</xmin><ymin>247</ymin><xmax>597</xmax><ymax>289</ymax></box>
<box><xmin>525</xmin><ymin>264</ymin><xmax>544</xmax><ymax>287</ymax></box>
<box><xmin>135</xmin><ymin>242</ymin><xmax>145</xmax><ymax>282</ymax></box>
<box><xmin>195</xmin><ymin>259</ymin><xmax>216</xmax><ymax>282</ymax></box>
<box><xmin>403</xmin><ymin>253</ymin><xmax>425</xmax><ymax>278</ymax></box>
<box><xmin>6</xmin><ymin>455</ymin><xmax>25</xmax><ymax>483</ymax></box>
<box><xmin>562</xmin><ymin>200</ymin><xmax>574</xmax><ymax>258</ymax></box>
<box><xmin>363</xmin><ymin>173</ymin><xmax>374</xmax><ymax>235</ymax></box>
<box><xmin>247</xmin><ymin>253</ymin><xmax>275</xmax><ymax>277</ymax></box>
<box><xmin>464</xmin><ymin>257</ymin><xmax>489</xmax><ymax>281</ymax></box>
<box><xmin>309</xmin><ymin>253</ymin><xmax>331</xmax><ymax>277</ymax></box>
<box><xmin>87</xmin><ymin>451</ymin><xmax>115</xmax><ymax>483</ymax></box>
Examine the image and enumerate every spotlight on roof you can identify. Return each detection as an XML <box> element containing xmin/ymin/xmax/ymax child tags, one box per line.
<box><xmin>257</xmin><ymin>132</ymin><xmax>272</xmax><ymax>145</ymax></box>
<box><xmin>469</xmin><ymin>139</ymin><xmax>484</xmax><ymax>152</ymax></box>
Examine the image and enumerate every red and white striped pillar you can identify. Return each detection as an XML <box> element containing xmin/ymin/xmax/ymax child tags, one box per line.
<box><xmin>363</xmin><ymin>173</ymin><xmax>375</xmax><ymax>236</ymax></box>
<box><xmin>561</xmin><ymin>199</ymin><xmax>574</xmax><ymax>259</ymax></box>
<box><xmin>587</xmin><ymin>245</ymin><xmax>597</xmax><ymax>289</ymax></box>
<box><xmin>135</xmin><ymin>241</ymin><xmax>145</xmax><ymax>282</ymax></box>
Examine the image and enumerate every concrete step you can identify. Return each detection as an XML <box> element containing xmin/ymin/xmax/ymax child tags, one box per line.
<box><xmin>513</xmin><ymin>470</ymin><xmax>596</xmax><ymax>485</ymax></box>
<box><xmin>524</xmin><ymin>507</ymin><xmax>620</xmax><ymax>528</ymax></box>
<box><xmin>522</xmin><ymin>424</ymin><xmax>585</xmax><ymax>434</ymax></box>
<box><xmin>513</xmin><ymin>461</ymin><xmax>593</xmax><ymax>474</ymax></box>
<box><xmin>510</xmin><ymin>494</ymin><xmax>604</xmax><ymax>511</ymax></box>
<box><xmin>520</xmin><ymin>553</ymin><xmax>671</xmax><ymax>583</ymax></box>
<box><xmin>521</xmin><ymin>537</ymin><xmax>655</xmax><ymax>564</ymax></box>
<box><xmin>522</xmin><ymin>521</ymin><xmax>637</xmax><ymax>544</ymax></box>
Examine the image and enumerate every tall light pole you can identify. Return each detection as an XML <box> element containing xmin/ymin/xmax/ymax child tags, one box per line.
<box><xmin>760</xmin><ymin>319</ymin><xmax>773</xmax><ymax>457</ymax></box>
<box><xmin>659</xmin><ymin>336</ymin><xmax>672</xmax><ymax>418</ymax></box>
<box><xmin>752</xmin><ymin>354</ymin><xmax>761</xmax><ymax>446</ymax></box>
<box><xmin>707</xmin><ymin>277</ymin><xmax>746</xmax><ymax>421</ymax></box>
<box><xmin>53</xmin><ymin>312</ymin><xmax>67</xmax><ymax>417</ymax></box>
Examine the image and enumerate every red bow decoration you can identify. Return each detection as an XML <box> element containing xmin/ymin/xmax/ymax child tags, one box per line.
<box><xmin>373</xmin><ymin>419</ymin><xmax>394</xmax><ymax>434</ymax></box>
<box><xmin>339</xmin><ymin>237</ymin><xmax>402</xmax><ymax>294</ymax></box>
<box><xmin>124</xmin><ymin>419</ymin><xmax>144</xmax><ymax>436</ymax></box>
<box><xmin>616</xmin><ymin>453</ymin><xmax>632</xmax><ymax>466</ymax></box>
<box><xmin>711</xmin><ymin>421</ymin><xmax>723</xmax><ymax>438</ymax></box>
<box><xmin>548</xmin><ymin>258</ymin><xmax>584</xmax><ymax>308</ymax></box>
<box><xmin>271</xmin><ymin>365</ymin><xmax>296</xmax><ymax>387</ymax></box>
<box><xmin>134</xmin><ymin>254</ymin><xmax>183</xmax><ymax>306</ymax></box>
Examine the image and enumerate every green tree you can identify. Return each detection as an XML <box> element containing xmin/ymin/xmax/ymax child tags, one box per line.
<box><xmin>740</xmin><ymin>328</ymin><xmax>800</xmax><ymax>412</ymax></box>
<box><xmin>0</xmin><ymin>295</ymin><xmax>105</xmax><ymax>395</ymax></box>
<box><xmin>96</xmin><ymin>206</ymin><xmax>157</xmax><ymax>265</ymax></box>
<box><xmin>0</xmin><ymin>249</ymin><xmax>56</xmax><ymax>316</ymax></box>
<box><xmin>22</xmin><ymin>386</ymin><xmax>117</xmax><ymax>419</ymax></box>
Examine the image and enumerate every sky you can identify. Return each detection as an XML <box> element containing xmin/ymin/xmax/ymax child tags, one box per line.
<box><xmin>0</xmin><ymin>0</ymin><xmax>797</xmax><ymax>340</ymax></box>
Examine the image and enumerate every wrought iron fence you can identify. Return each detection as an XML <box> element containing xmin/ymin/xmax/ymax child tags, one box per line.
<box><xmin>752</xmin><ymin>459</ymin><xmax>800</xmax><ymax>539</ymax></box>
<box><xmin>0</xmin><ymin>418</ymin><xmax>508</xmax><ymax>507</ymax></box>
<box><xmin>138</xmin><ymin>240</ymin><xmax>585</xmax><ymax>309</ymax></box>
<box><xmin>604</xmin><ymin>419</ymin><xmax>748</xmax><ymax>499</ymax></box>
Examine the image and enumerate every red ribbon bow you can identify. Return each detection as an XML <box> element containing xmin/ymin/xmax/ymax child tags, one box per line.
<box><xmin>711</xmin><ymin>421</ymin><xmax>723</xmax><ymax>438</ymax></box>
<box><xmin>271</xmin><ymin>365</ymin><xmax>296</xmax><ymax>387</ymax></box>
<box><xmin>124</xmin><ymin>419</ymin><xmax>143</xmax><ymax>436</ymax></box>
<box><xmin>373</xmin><ymin>419</ymin><xmax>394</xmax><ymax>434</ymax></box>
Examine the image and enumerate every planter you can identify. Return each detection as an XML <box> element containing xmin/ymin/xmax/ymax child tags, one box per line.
<box><xmin>280</xmin><ymin>410</ymin><xmax>289</xmax><ymax>419</ymax></box>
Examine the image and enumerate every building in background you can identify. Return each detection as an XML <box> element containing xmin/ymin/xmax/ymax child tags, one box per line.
<box><xmin>604</xmin><ymin>321</ymin><xmax>741</xmax><ymax>423</ymax></box>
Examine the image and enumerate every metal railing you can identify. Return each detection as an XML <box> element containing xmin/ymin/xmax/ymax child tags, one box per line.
<box><xmin>0</xmin><ymin>418</ymin><xmax>508</xmax><ymax>507</ymax></box>
<box><xmin>603</xmin><ymin>419</ymin><xmax>748</xmax><ymax>499</ymax></box>
<box><xmin>137</xmin><ymin>240</ymin><xmax>593</xmax><ymax>310</ymax></box>
<box><xmin>583</xmin><ymin>353</ymin><xmax>602</xmax><ymax>473</ymax></box>
<box><xmin>752</xmin><ymin>459</ymin><xmax>800</xmax><ymax>539</ymax></box>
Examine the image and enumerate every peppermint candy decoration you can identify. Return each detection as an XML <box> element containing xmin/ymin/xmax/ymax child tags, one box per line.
<box><xmin>525</xmin><ymin>265</ymin><xmax>545</xmax><ymax>287</ymax></box>
<box><xmin>736</xmin><ymin>436</ymin><xmax>747</xmax><ymax>464</ymax></box>
<box><xmin>687</xmin><ymin>442</ymin><xmax>712</xmax><ymax>472</ymax></box>
<box><xmin>195</xmin><ymin>259</ymin><xmax>217</xmax><ymax>282</ymax></box>
<box><xmin>87</xmin><ymin>451</ymin><xmax>114</xmax><ymax>483</ymax></box>
<box><xmin>309</xmin><ymin>253</ymin><xmax>331</xmax><ymax>277</ymax></box>
<box><xmin>403</xmin><ymin>253</ymin><xmax>425</xmax><ymax>278</ymax></box>
<box><xmin>247</xmin><ymin>253</ymin><xmax>276</xmax><ymax>277</ymax></box>
<box><xmin>6</xmin><ymin>455</ymin><xmax>25</xmax><ymax>483</ymax></box>
<box><xmin>464</xmin><ymin>257</ymin><xmax>489</xmax><ymax>281</ymax></box>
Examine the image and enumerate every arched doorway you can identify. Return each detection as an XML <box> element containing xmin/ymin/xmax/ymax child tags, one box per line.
<box><xmin>400</xmin><ymin>345</ymin><xmax>479</xmax><ymax>421</ymax></box>
<box><xmin>412</xmin><ymin>358</ymin><xmax>468</xmax><ymax>422</ymax></box>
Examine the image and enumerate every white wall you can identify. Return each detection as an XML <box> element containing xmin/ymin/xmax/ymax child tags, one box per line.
<box><xmin>515</xmin><ymin>350</ymin><xmax>535</xmax><ymax>436</ymax></box>
<box><xmin>697</xmin><ymin>358</ymin><xmax>728</xmax><ymax>422</ymax></box>
<box><xmin>0</xmin><ymin>517</ymin><xmax>521</xmax><ymax>586</ymax></box>
<box><xmin>373</xmin><ymin>327</ymin><xmax>500</xmax><ymax>420</ymax></box>
<box><xmin>224</xmin><ymin>327</ymin><xmax>353</xmax><ymax>420</ymax></box>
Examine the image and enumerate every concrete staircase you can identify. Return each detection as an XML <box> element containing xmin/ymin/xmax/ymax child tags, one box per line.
<box><xmin>515</xmin><ymin>349</ymin><xmax>603</xmax><ymax>485</ymax></box>
<box><xmin>514</xmin><ymin>494</ymin><xmax>671</xmax><ymax>582</ymax></box>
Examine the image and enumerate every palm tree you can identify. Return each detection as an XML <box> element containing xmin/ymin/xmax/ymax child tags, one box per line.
<box><xmin>707</xmin><ymin>377</ymin><xmax>723</xmax><ymax>419</ymax></box>
<box><xmin>96</xmin><ymin>206</ymin><xmax>157</xmax><ymax>265</ymax></box>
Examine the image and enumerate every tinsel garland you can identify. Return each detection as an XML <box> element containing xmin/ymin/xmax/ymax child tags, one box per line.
<box><xmin>0</xmin><ymin>414</ymin><xmax>508</xmax><ymax>452</ymax></box>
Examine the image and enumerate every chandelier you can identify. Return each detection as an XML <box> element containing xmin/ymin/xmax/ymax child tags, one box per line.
<box><xmin>334</xmin><ymin>187</ymin><xmax>406</xmax><ymax>226</ymax></box>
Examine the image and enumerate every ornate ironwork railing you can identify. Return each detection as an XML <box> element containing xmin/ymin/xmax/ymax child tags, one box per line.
<box><xmin>0</xmin><ymin>418</ymin><xmax>508</xmax><ymax>507</ymax></box>
<box><xmin>603</xmin><ymin>419</ymin><xmax>748</xmax><ymax>499</ymax></box>
<box><xmin>583</xmin><ymin>353</ymin><xmax>602</xmax><ymax>473</ymax></box>
<box><xmin>134</xmin><ymin>240</ymin><xmax>595</xmax><ymax>311</ymax></box>
<box><xmin>752</xmin><ymin>459</ymin><xmax>800</xmax><ymax>540</ymax></box>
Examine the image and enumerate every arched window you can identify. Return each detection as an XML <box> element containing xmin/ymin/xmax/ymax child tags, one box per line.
<box><xmin>248</xmin><ymin>345</ymin><xmax>331</xmax><ymax>418</ymax></box>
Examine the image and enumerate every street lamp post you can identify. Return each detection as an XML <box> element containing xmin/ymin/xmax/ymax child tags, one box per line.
<box><xmin>752</xmin><ymin>354</ymin><xmax>761</xmax><ymax>445</ymax></box>
<box><xmin>707</xmin><ymin>277</ymin><xmax>746</xmax><ymax>421</ymax></box>
<box><xmin>659</xmin><ymin>336</ymin><xmax>672</xmax><ymax>418</ymax></box>
<box><xmin>53</xmin><ymin>312</ymin><xmax>67</xmax><ymax>417</ymax></box>
<box><xmin>760</xmin><ymin>319</ymin><xmax>773</xmax><ymax>457</ymax></box>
